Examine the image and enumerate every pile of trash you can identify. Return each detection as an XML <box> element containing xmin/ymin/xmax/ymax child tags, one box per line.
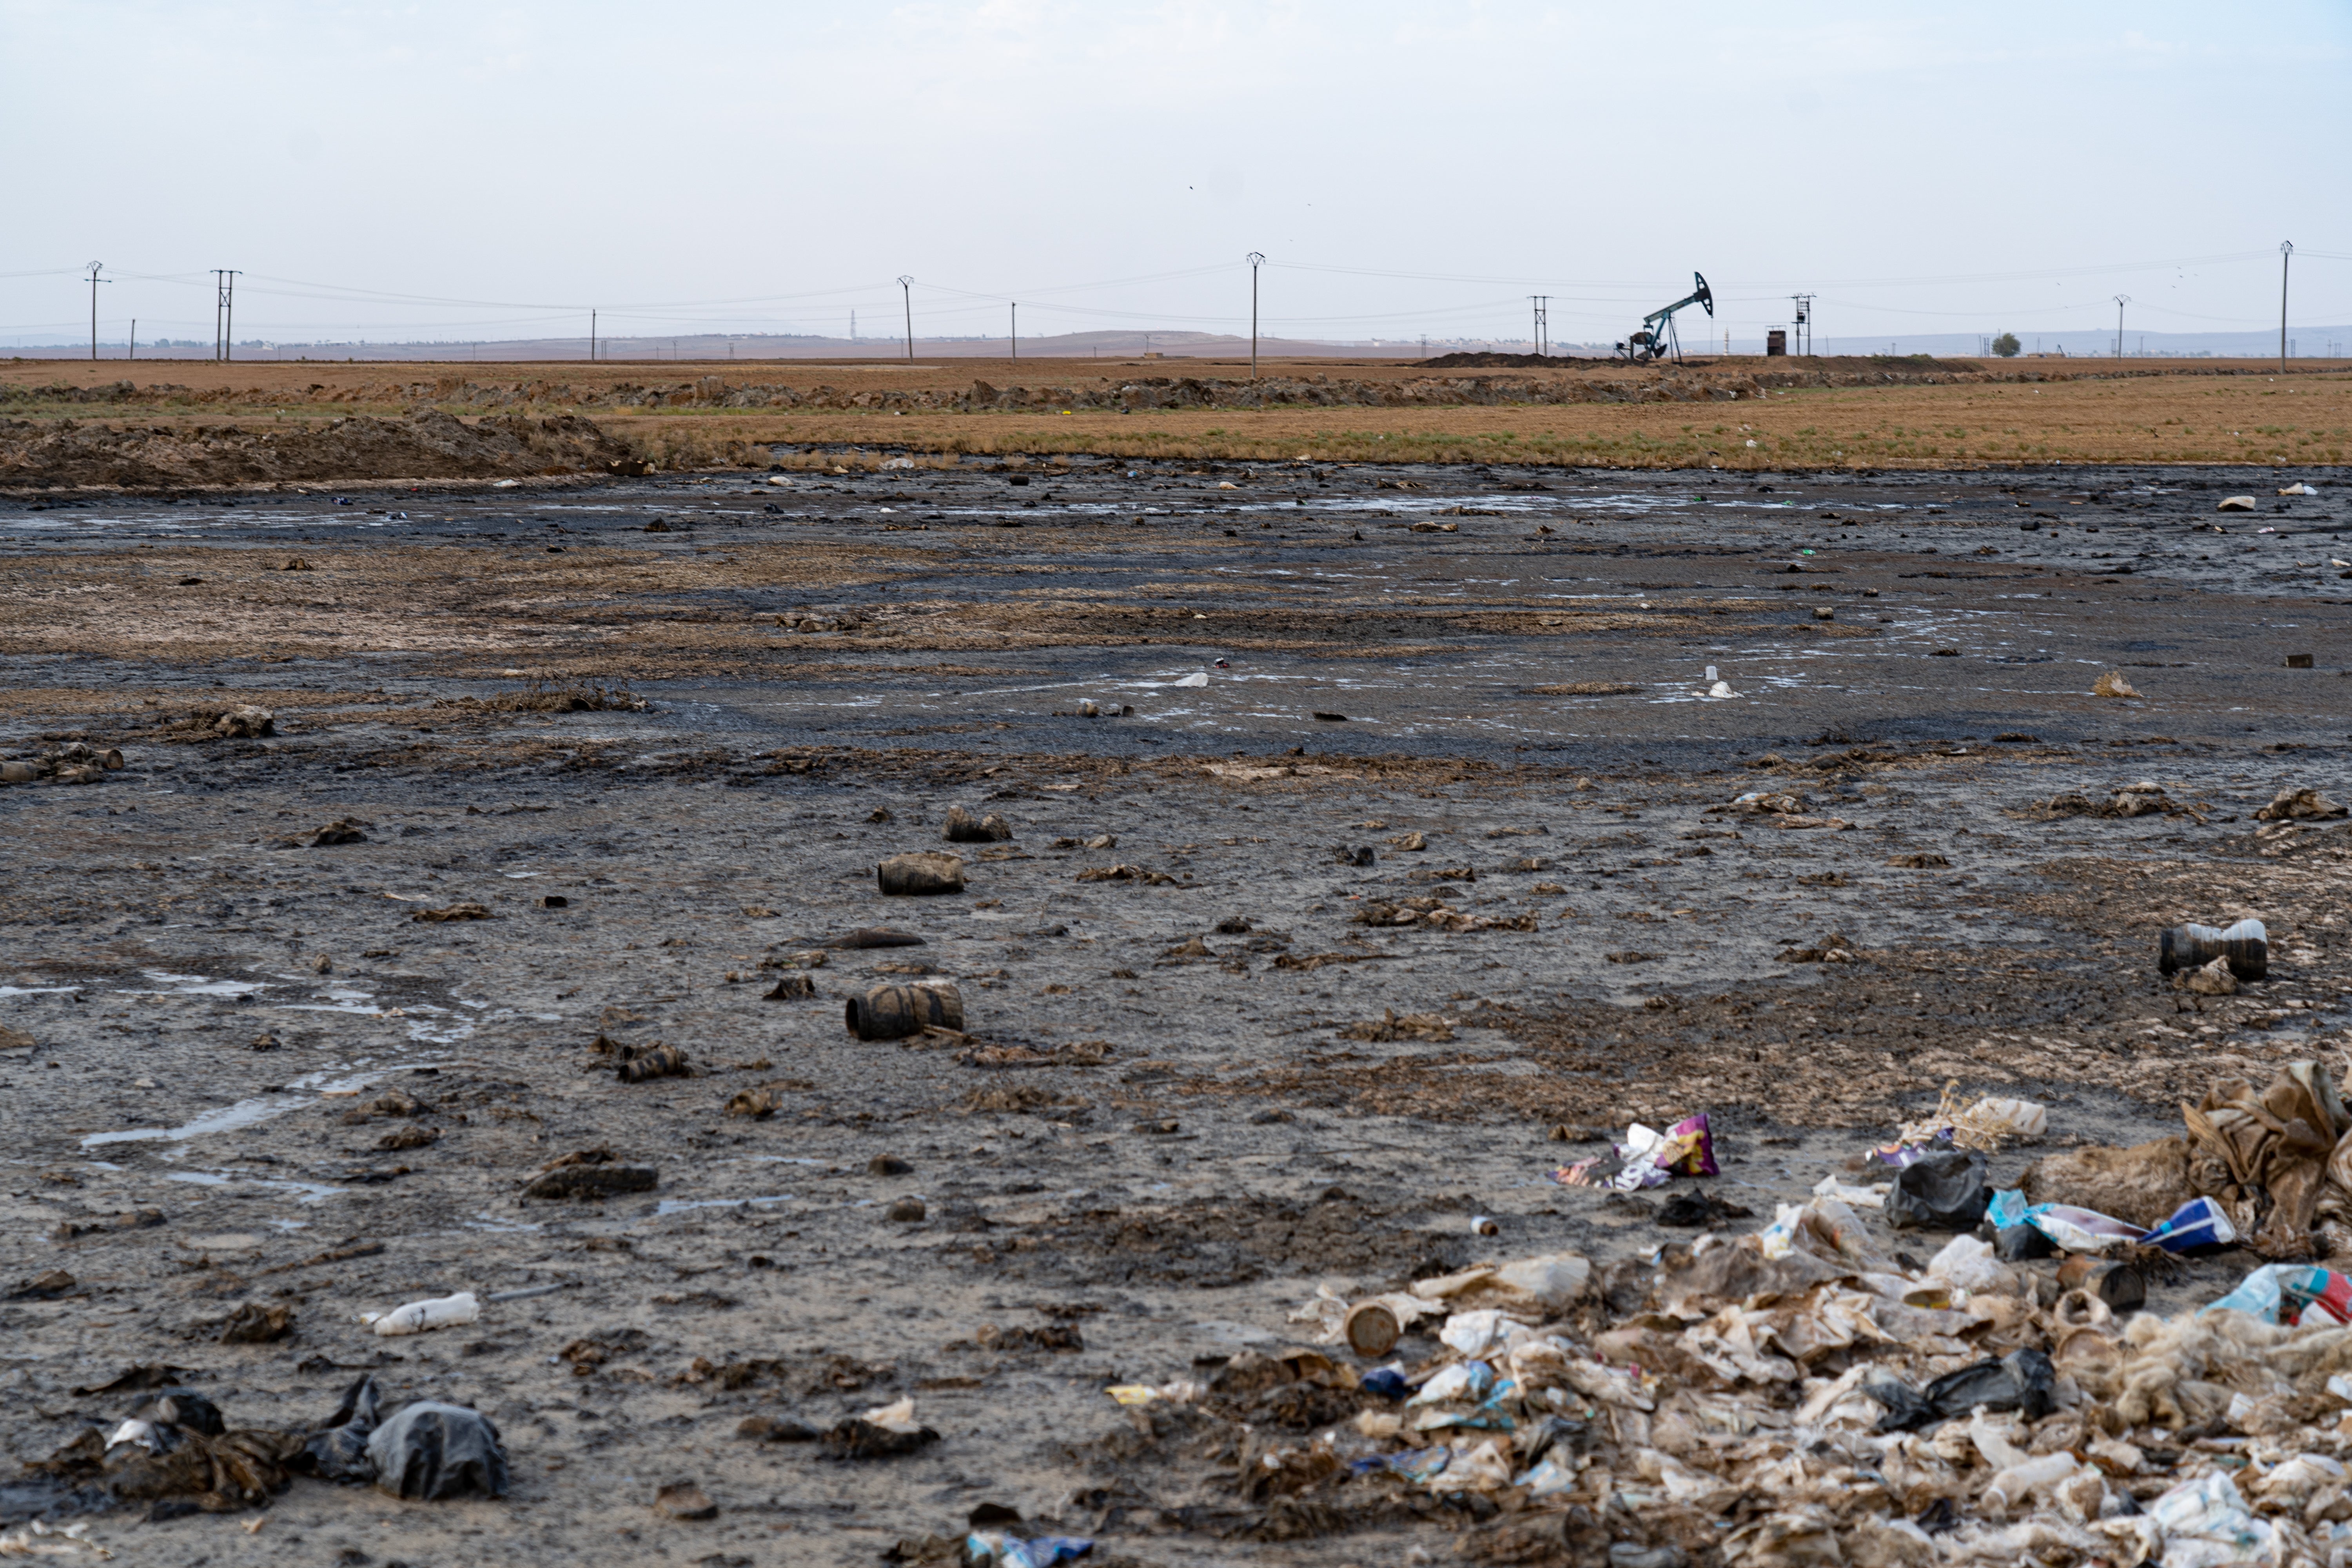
<box><xmin>1085</xmin><ymin>1063</ymin><xmax>2352</xmax><ymax>1565</ymax></box>
<box><xmin>23</xmin><ymin>1373</ymin><xmax>505</xmax><ymax>1518</ymax></box>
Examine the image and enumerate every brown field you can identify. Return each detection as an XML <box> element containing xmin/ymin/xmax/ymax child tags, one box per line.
<box><xmin>4</xmin><ymin>353</ymin><xmax>2348</xmax><ymax>472</ymax></box>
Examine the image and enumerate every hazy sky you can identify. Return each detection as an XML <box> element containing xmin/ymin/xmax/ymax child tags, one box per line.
<box><xmin>5</xmin><ymin>1</ymin><xmax>2348</xmax><ymax>350</ymax></box>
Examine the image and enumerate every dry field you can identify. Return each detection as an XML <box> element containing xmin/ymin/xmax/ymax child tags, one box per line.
<box><xmin>4</xmin><ymin>356</ymin><xmax>2347</xmax><ymax>475</ymax></box>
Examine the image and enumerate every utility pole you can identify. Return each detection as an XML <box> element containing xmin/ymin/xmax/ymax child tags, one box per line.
<box><xmin>590</xmin><ymin>309</ymin><xmax>597</xmax><ymax>361</ymax></box>
<box><xmin>898</xmin><ymin>276</ymin><xmax>914</xmax><ymax>361</ymax></box>
<box><xmin>2112</xmin><ymin>295</ymin><xmax>2130</xmax><ymax>359</ymax></box>
<box><xmin>1247</xmin><ymin>252</ymin><xmax>1265</xmax><ymax>379</ymax></box>
<box><xmin>85</xmin><ymin>262</ymin><xmax>109</xmax><ymax>361</ymax></box>
<box><xmin>2279</xmin><ymin>241</ymin><xmax>2294</xmax><ymax>371</ymax></box>
<box><xmin>1792</xmin><ymin>295</ymin><xmax>1813</xmax><ymax>356</ymax></box>
<box><xmin>1010</xmin><ymin>302</ymin><xmax>1016</xmax><ymax>362</ymax></box>
<box><xmin>1528</xmin><ymin>295</ymin><xmax>1549</xmax><ymax>357</ymax></box>
<box><xmin>212</xmin><ymin>270</ymin><xmax>240</xmax><ymax>361</ymax></box>
<box><xmin>129</xmin><ymin>319</ymin><xmax>135</xmax><ymax>361</ymax></box>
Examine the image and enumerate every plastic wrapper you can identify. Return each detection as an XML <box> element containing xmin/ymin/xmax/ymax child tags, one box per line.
<box><xmin>1410</xmin><ymin>1361</ymin><xmax>1496</xmax><ymax>1406</ymax></box>
<box><xmin>1515</xmin><ymin>1453</ymin><xmax>1576</xmax><ymax>1496</ymax></box>
<box><xmin>1986</xmin><ymin>1189</ymin><xmax>2150</xmax><ymax>1253</ymax></box>
<box><xmin>1438</xmin><ymin>1310</ymin><xmax>1530</xmax><ymax>1361</ymax></box>
<box><xmin>1867</xmin><ymin>1131</ymin><xmax>1956</xmax><ymax>1169</ymax></box>
<box><xmin>2148</xmin><ymin>1472</ymin><xmax>2273</xmax><ymax>1567</ymax></box>
<box><xmin>1924</xmin><ymin>1234</ymin><xmax>2021</xmax><ymax>1296</ymax></box>
<box><xmin>2147</xmin><ymin>1196</ymin><xmax>2238</xmax><ymax>1254</ymax></box>
<box><xmin>1967</xmin><ymin>1096</ymin><xmax>2049</xmax><ymax>1139</ymax></box>
<box><xmin>2200</xmin><ymin>1264</ymin><xmax>2352</xmax><ymax>1327</ymax></box>
<box><xmin>965</xmin><ymin>1534</ymin><xmax>1094</xmax><ymax>1568</ymax></box>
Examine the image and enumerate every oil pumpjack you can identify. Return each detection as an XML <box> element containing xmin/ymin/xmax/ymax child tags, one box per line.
<box><xmin>1615</xmin><ymin>272</ymin><xmax>1714</xmax><ymax>364</ymax></box>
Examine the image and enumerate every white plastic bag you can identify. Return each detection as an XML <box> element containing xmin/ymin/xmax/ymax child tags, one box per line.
<box><xmin>1967</xmin><ymin>1096</ymin><xmax>2049</xmax><ymax>1138</ymax></box>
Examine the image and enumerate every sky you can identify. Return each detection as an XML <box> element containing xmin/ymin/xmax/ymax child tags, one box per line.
<box><xmin>4</xmin><ymin>0</ymin><xmax>2350</xmax><ymax>353</ymax></box>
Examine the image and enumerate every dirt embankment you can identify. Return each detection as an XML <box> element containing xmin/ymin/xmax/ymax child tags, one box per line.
<box><xmin>0</xmin><ymin>410</ymin><xmax>640</xmax><ymax>491</ymax></box>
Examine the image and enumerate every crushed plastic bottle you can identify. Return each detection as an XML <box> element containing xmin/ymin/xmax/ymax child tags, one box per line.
<box><xmin>363</xmin><ymin>1292</ymin><xmax>480</xmax><ymax>1337</ymax></box>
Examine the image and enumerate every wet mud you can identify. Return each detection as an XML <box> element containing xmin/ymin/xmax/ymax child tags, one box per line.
<box><xmin>1</xmin><ymin>458</ymin><xmax>2349</xmax><ymax>1562</ymax></box>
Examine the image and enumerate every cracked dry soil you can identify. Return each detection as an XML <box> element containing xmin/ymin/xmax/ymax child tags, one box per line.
<box><xmin>2</xmin><ymin>457</ymin><xmax>2350</xmax><ymax>1564</ymax></box>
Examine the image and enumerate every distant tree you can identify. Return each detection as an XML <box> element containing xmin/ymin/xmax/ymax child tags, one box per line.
<box><xmin>1991</xmin><ymin>332</ymin><xmax>2021</xmax><ymax>358</ymax></box>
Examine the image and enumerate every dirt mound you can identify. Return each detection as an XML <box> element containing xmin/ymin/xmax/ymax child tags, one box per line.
<box><xmin>1416</xmin><ymin>352</ymin><xmax>1590</xmax><ymax>369</ymax></box>
<box><xmin>0</xmin><ymin>410</ymin><xmax>636</xmax><ymax>490</ymax></box>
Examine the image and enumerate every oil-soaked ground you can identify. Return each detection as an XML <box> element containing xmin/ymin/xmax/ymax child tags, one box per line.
<box><xmin>2</xmin><ymin>458</ymin><xmax>2349</xmax><ymax>1563</ymax></box>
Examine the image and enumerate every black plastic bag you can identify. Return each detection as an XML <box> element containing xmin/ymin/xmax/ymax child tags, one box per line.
<box><xmin>1871</xmin><ymin>1348</ymin><xmax>2056</xmax><ymax>1432</ymax></box>
<box><xmin>126</xmin><ymin>1389</ymin><xmax>225</xmax><ymax>1438</ymax></box>
<box><xmin>1993</xmin><ymin>1223</ymin><xmax>2057</xmax><ymax>1261</ymax></box>
<box><xmin>1517</xmin><ymin>1415</ymin><xmax>1589</xmax><ymax>1466</ymax></box>
<box><xmin>1885</xmin><ymin>1151</ymin><xmax>1990</xmax><ymax>1231</ymax></box>
<box><xmin>300</xmin><ymin>1374</ymin><xmax>382</xmax><ymax>1481</ymax></box>
<box><xmin>363</xmin><ymin>1401</ymin><xmax>509</xmax><ymax>1500</ymax></box>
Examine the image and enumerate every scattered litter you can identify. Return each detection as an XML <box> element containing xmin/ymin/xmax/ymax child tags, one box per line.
<box><xmin>362</xmin><ymin>1292</ymin><xmax>479</xmax><ymax>1337</ymax></box>
<box><xmin>615</xmin><ymin>1042</ymin><xmax>690</xmax><ymax>1082</ymax></box>
<box><xmin>811</xmin><ymin>927</ymin><xmax>925</xmax><ymax>949</ymax></box>
<box><xmin>218</xmin><ymin>1303</ymin><xmax>294</xmax><ymax>1344</ymax></box>
<box><xmin>877</xmin><ymin>852</ymin><xmax>965</xmax><ymax>897</ymax></box>
<box><xmin>1985</xmin><ymin>1188</ymin><xmax>2149</xmax><ymax>1252</ymax></box>
<box><xmin>964</xmin><ymin>1532</ymin><xmax>1093</xmax><ymax>1567</ymax></box>
<box><xmin>2092</xmin><ymin>670</ymin><xmax>2141</xmax><ymax>699</ymax></box>
<box><xmin>523</xmin><ymin>1150</ymin><xmax>657</xmax><ymax>1200</ymax></box>
<box><xmin>363</xmin><ymin>1399</ymin><xmax>508</xmax><ymax>1500</ymax></box>
<box><xmin>652</xmin><ymin>1480</ymin><xmax>717</xmax><ymax>1519</ymax></box>
<box><xmin>846</xmin><ymin>982</ymin><xmax>964</xmax><ymax>1042</ymax></box>
<box><xmin>2159</xmin><ymin>918</ymin><xmax>2268</xmax><ymax>981</ymax></box>
<box><xmin>822</xmin><ymin>1397</ymin><xmax>939</xmax><ymax>1459</ymax></box>
<box><xmin>943</xmin><ymin>807</ymin><xmax>1014</xmax><ymax>844</ymax></box>
<box><xmin>1885</xmin><ymin>1149</ymin><xmax>1990</xmax><ymax>1230</ymax></box>
<box><xmin>1554</xmin><ymin>1115</ymin><xmax>1714</xmax><ymax>1191</ymax></box>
